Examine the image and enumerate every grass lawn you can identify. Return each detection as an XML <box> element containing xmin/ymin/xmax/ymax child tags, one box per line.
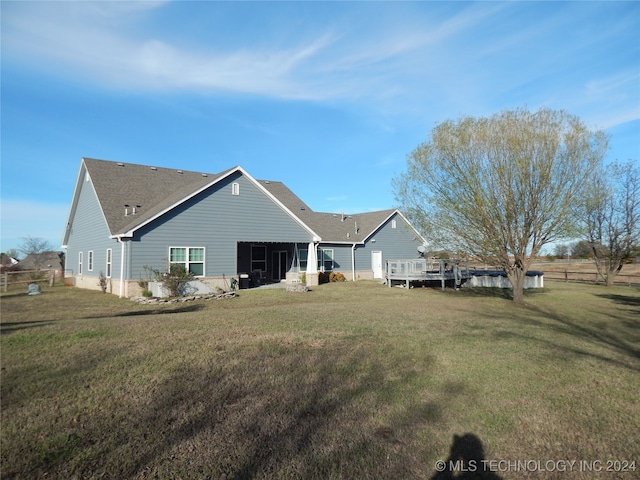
<box><xmin>1</xmin><ymin>281</ymin><xmax>638</xmax><ymax>479</ymax></box>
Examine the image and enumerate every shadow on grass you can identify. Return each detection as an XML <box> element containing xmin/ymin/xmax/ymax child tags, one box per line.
<box><xmin>0</xmin><ymin>320</ymin><xmax>57</xmax><ymax>335</ymax></box>
<box><xmin>480</xmin><ymin>299</ymin><xmax>640</xmax><ymax>372</ymax></box>
<box><xmin>431</xmin><ymin>433</ymin><xmax>503</xmax><ymax>480</ymax></box>
<box><xmin>84</xmin><ymin>303</ymin><xmax>207</xmax><ymax>319</ymax></box>
<box><xmin>595</xmin><ymin>292</ymin><xmax>640</xmax><ymax>308</ymax></box>
<box><xmin>440</xmin><ymin>286</ymin><xmax>548</xmax><ymax>301</ymax></box>
<box><xmin>5</xmin><ymin>342</ymin><xmax>466</xmax><ymax>480</ymax></box>
<box><xmin>0</xmin><ymin>304</ymin><xmax>207</xmax><ymax>334</ymax></box>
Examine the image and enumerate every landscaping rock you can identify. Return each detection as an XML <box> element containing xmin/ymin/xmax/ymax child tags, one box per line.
<box><xmin>286</xmin><ymin>283</ymin><xmax>309</xmax><ymax>293</ymax></box>
<box><xmin>129</xmin><ymin>291</ymin><xmax>237</xmax><ymax>304</ymax></box>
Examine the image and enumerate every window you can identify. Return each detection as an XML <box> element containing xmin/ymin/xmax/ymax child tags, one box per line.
<box><xmin>391</xmin><ymin>219</ymin><xmax>397</xmax><ymax>229</ymax></box>
<box><xmin>296</xmin><ymin>247</ymin><xmax>332</xmax><ymax>271</ymax></box>
<box><xmin>232</xmin><ymin>182</ymin><xmax>240</xmax><ymax>195</ymax></box>
<box><xmin>106</xmin><ymin>249</ymin><xmax>112</xmax><ymax>278</ymax></box>
<box><xmin>319</xmin><ymin>248</ymin><xmax>334</xmax><ymax>272</ymax></box>
<box><xmin>251</xmin><ymin>245</ymin><xmax>266</xmax><ymax>271</ymax></box>
<box><xmin>78</xmin><ymin>252</ymin><xmax>83</xmax><ymax>275</ymax></box>
<box><xmin>299</xmin><ymin>248</ymin><xmax>308</xmax><ymax>271</ymax></box>
<box><xmin>88</xmin><ymin>251</ymin><xmax>94</xmax><ymax>271</ymax></box>
<box><xmin>169</xmin><ymin>247</ymin><xmax>205</xmax><ymax>276</ymax></box>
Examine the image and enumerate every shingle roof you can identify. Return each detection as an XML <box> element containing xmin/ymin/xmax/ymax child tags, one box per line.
<box><xmin>83</xmin><ymin>158</ymin><xmax>233</xmax><ymax>235</ymax></box>
<box><xmin>80</xmin><ymin>158</ymin><xmax>398</xmax><ymax>243</ymax></box>
<box><xmin>258</xmin><ymin>180</ymin><xmax>396</xmax><ymax>243</ymax></box>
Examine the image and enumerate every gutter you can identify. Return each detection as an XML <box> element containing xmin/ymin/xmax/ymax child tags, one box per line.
<box><xmin>118</xmin><ymin>238</ymin><xmax>126</xmax><ymax>298</ymax></box>
<box><xmin>351</xmin><ymin>243</ymin><xmax>357</xmax><ymax>282</ymax></box>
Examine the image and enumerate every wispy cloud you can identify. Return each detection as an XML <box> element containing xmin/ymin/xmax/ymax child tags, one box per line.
<box><xmin>0</xmin><ymin>1</ymin><xmax>506</xmax><ymax>103</ymax></box>
<box><xmin>2</xmin><ymin>0</ymin><xmax>637</xmax><ymax>128</ymax></box>
<box><xmin>2</xmin><ymin>1</ymin><xmax>338</xmax><ymax>98</ymax></box>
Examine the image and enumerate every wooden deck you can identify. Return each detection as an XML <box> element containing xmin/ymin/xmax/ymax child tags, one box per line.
<box><xmin>385</xmin><ymin>259</ymin><xmax>471</xmax><ymax>289</ymax></box>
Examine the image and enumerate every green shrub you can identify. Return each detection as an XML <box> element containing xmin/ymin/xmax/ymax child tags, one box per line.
<box><xmin>154</xmin><ymin>265</ymin><xmax>194</xmax><ymax>297</ymax></box>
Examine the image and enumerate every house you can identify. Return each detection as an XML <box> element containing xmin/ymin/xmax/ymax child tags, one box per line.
<box><xmin>62</xmin><ymin>158</ymin><xmax>426</xmax><ymax>297</ymax></box>
<box><xmin>0</xmin><ymin>254</ymin><xmax>19</xmax><ymax>270</ymax></box>
<box><xmin>18</xmin><ymin>251</ymin><xmax>65</xmax><ymax>273</ymax></box>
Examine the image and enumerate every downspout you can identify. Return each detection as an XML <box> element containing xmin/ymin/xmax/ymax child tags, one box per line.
<box><xmin>351</xmin><ymin>243</ymin><xmax>357</xmax><ymax>282</ymax></box>
<box><xmin>118</xmin><ymin>238</ymin><xmax>126</xmax><ymax>298</ymax></box>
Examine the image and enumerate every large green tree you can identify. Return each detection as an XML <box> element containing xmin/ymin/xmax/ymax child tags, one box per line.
<box><xmin>394</xmin><ymin>108</ymin><xmax>608</xmax><ymax>302</ymax></box>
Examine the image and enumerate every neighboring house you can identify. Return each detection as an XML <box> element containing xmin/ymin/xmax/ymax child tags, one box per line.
<box><xmin>18</xmin><ymin>251</ymin><xmax>65</xmax><ymax>273</ymax></box>
<box><xmin>63</xmin><ymin>158</ymin><xmax>426</xmax><ymax>297</ymax></box>
<box><xmin>0</xmin><ymin>254</ymin><xmax>19</xmax><ymax>270</ymax></box>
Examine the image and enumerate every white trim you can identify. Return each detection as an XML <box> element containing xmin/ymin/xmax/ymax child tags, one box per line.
<box><xmin>169</xmin><ymin>246</ymin><xmax>206</xmax><ymax>277</ymax></box>
<box><xmin>371</xmin><ymin>250</ymin><xmax>383</xmax><ymax>279</ymax></box>
<box><xmin>78</xmin><ymin>251</ymin><xmax>83</xmax><ymax>275</ymax></box>
<box><xmin>113</xmin><ymin>166</ymin><xmax>321</xmax><ymax>242</ymax></box>
<box><xmin>106</xmin><ymin>248</ymin><xmax>112</xmax><ymax>278</ymax></box>
<box><xmin>63</xmin><ymin>159</ymin><xmax>112</xmax><ymax>247</ymax></box>
<box><xmin>318</xmin><ymin>247</ymin><xmax>334</xmax><ymax>272</ymax></box>
<box><xmin>119</xmin><ymin>239</ymin><xmax>126</xmax><ymax>298</ymax></box>
<box><xmin>87</xmin><ymin>250</ymin><xmax>94</xmax><ymax>272</ymax></box>
<box><xmin>361</xmin><ymin>210</ymin><xmax>427</xmax><ymax>245</ymax></box>
<box><xmin>351</xmin><ymin>243</ymin><xmax>357</xmax><ymax>281</ymax></box>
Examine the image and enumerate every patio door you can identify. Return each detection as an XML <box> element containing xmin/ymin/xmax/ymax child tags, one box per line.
<box><xmin>272</xmin><ymin>250</ymin><xmax>288</xmax><ymax>281</ymax></box>
<box><xmin>372</xmin><ymin>250</ymin><xmax>383</xmax><ymax>278</ymax></box>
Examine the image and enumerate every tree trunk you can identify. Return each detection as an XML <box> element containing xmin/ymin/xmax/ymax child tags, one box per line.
<box><xmin>508</xmin><ymin>268</ymin><xmax>526</xmax><ymax>303</ymax></box>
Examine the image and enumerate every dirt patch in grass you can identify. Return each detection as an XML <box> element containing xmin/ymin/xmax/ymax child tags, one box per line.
<box><xmin>1</xmin><ymin>282</ymin><xmax>639</xmax><ymax>479</ymax></box>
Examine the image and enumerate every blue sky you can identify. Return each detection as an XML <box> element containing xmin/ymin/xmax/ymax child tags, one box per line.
<box><xmin>1</xmin><ymin>1</ymin><xmax>638</xmax><ymax>254</ymax></box>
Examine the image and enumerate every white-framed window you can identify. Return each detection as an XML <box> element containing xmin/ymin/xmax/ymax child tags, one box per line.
<box><xmin>296</xmin><ymin>247</ymin><xmax>332</xmax><ymax>271</ymax></box>
<box><xmin>298</xmin><ymin>248</ymin><xmax>308</xmax><ymax>271</ymax></box>
<box><xmin>318</xmin><ymin>248</ymin><xmax>334</xmax><ymax>272</ymax></box>
<box><xmin>251</xmin><ymin>245</ymin><xmax>266</xmax><ymax>271</ymax></box>
<box><xmin>78</xmin><ymin>252</ymin><xmax>83</xmax><ymax>275</ymax></box>
<box><xmin>106</xmin><ymin>248</ymin><xmax>112</xmax><ymax>278</ymax></box>
<box><xmin>88</xmin><ymin>250</ymin><xmax>94</xmax><ymax>271</ymax></box>
<box><xmin>391</xmin><ymin>219</ymin><xmax>397</xmax><ymax>229</ymax></box>
<box><xmin>232</xmin><ymin>182</ymin><xmax>240</xmax><ymax>195</ymax></box>
<box><xmin>169</xmin><ymin>247</ymin><xmax>205</xmax><ymax>276</ymax></box>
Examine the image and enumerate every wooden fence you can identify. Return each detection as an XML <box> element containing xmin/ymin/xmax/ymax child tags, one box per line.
<box><xmin>541</xmin><ymin>270</ymin><xmax>640</xmax><ymax>287</ymax></box>
<box><xmin>0</xmin><ymin>269</ymin><xmax>59</xmax><ymax>292</ymax></box>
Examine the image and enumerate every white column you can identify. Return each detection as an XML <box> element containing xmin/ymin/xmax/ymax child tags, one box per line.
<box><xmin>306</xmin><ymin>242</ymin><xmax>318</xmax><ymax>274</ymax></box>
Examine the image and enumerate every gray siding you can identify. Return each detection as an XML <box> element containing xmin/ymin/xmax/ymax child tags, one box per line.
<box><xmin>128</xmin><ymin>172</ymin><xmax>314</xmax><ymax>278</ymax></box>
<box><xmin>318</xmin><ymin>213</ymin><xmax>423</xmax><ymax>275</ymax></box>
<box><xmin>318</xmin><ymin>244</ymin><xmax>353</xmax><ymax>272</ymax></box>
<box><xmin>65</xmin><ymin>171</ymin><xmax>121</xmax><ymax>278</ymax></box>
<box><xmin>355</xmin><ymin>212</ymin><xmax>423</xmax><ymax>271</ymax></box>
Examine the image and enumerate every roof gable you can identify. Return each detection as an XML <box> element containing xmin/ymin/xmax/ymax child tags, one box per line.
<box><xmin>82</xmin><ymin>158</ymin><xmax>230</xmax><ymax>236</ymax></box>
<box><xmin>66</xmin><ymin>158</ymin><xmax>421</xmax><ymax>245</ymax></box>
<box><xmin>258</xmin><ymin>180</ymin><xmax>404</xmax><ymax>243</ymax></box>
